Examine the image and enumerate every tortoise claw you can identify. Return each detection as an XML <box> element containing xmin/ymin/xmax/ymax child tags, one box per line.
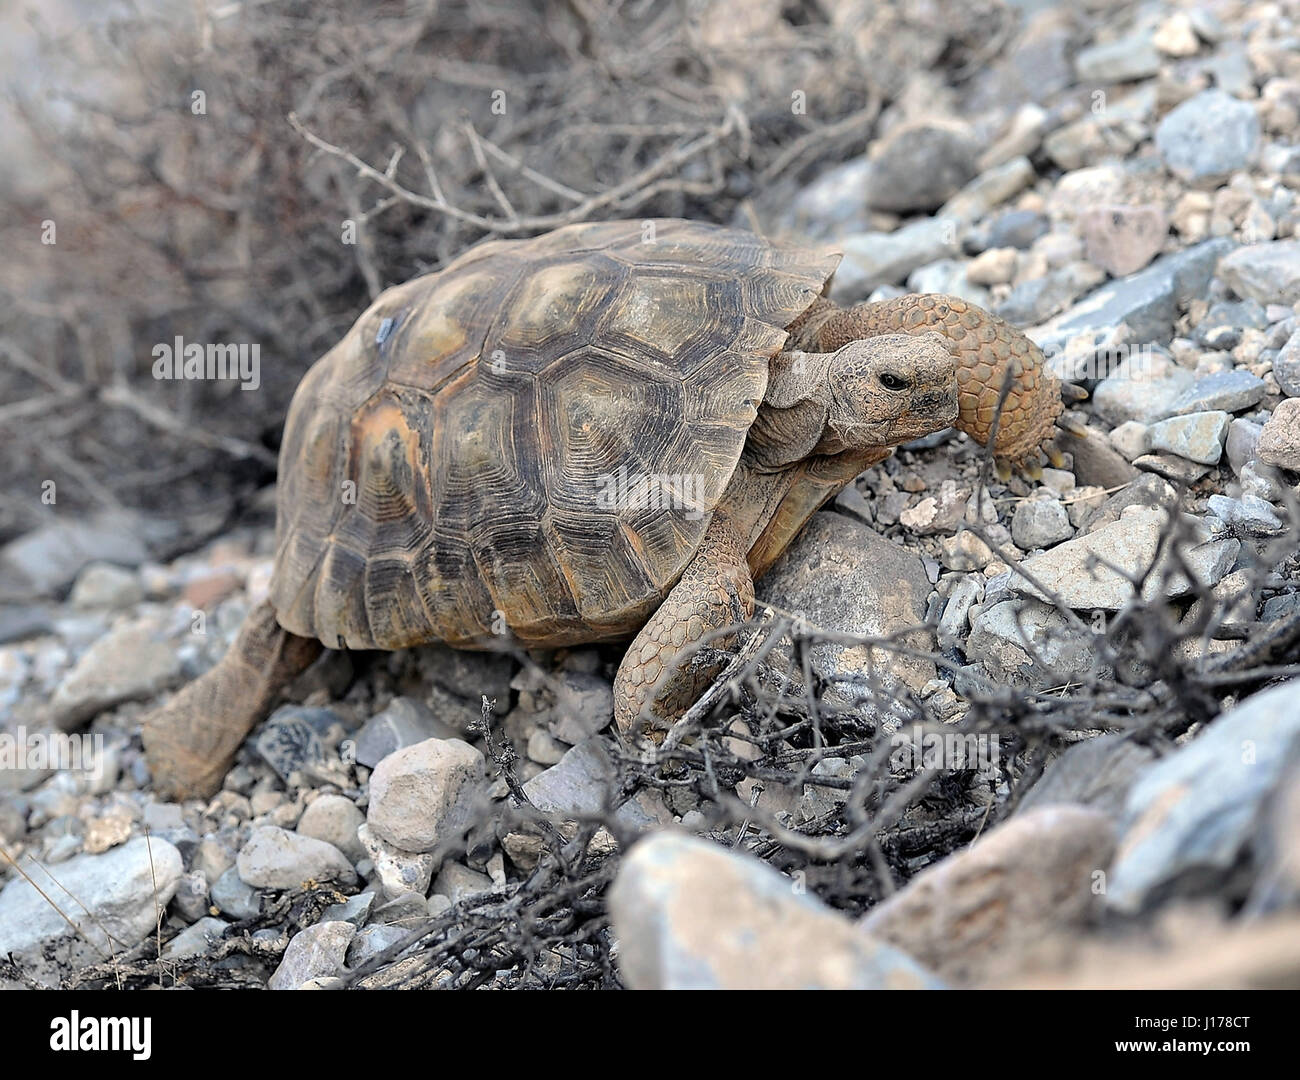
<box><xmin>1059</xmin><ymin>415</ymin><xmax>1091</xmax><ymax>439</ymax></box>
<box><xmin>995</xmin><ymin>458</ymin><xmax>1014</xmax><ymax>483</ymax></box>
<box><xmin>1046</xmin><ymin>442</ymin><xmax>1068</xmax><ymax>470</ymax></box>
<box><xmin>1021</xmin><ymin>459</ymin><xmax>1044</xmax><ymax>482</ymax></box>
<box><xmin>1060</xmin><ymin>381</ymin><xmax>1089</xmax><ymax>404</ymax></box>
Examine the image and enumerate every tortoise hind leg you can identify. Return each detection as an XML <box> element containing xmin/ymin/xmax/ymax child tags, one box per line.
<box><xmin>142</xmin><ymin>600</ymin><xmax>322</xmax><ymax>799</ymax></box>
<box><xmin>614</xmin><ymin>514</ymin><xmax>754</xmax><ymax>741</ymax></box>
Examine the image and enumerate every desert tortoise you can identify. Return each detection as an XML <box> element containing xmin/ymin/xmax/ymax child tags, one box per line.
<box><xmin>142</xmin><ymin>218</ymin><xmax>1061</xmax><ymax>797</ymax></box>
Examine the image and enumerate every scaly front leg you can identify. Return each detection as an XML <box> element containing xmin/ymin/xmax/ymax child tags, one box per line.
<box><xmin>613</xmin><ymin>513</ymin><xmax>754</xmax><ymax>741</ymax></box>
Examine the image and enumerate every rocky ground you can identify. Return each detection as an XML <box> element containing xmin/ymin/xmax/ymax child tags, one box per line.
<box><xmin>2</xmin><ymin>0</ymin><xmax>1300</xmax><ymax>990</ymax></box>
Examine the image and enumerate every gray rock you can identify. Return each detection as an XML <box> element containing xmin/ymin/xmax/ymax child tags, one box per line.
<box><xmin>269</xmin><ymin>921</ymin><xmax>356</xmax><ymax>990</ymax></box>
<box><xmin>236</xmin><ymin>826</ymin><xmax>357</xmax><ymax>889</ymax></box>
<box><xmin>1155</xmin><ymin>88</ymin><xmax>1260</xmax><ymax>183</ymax></box>
<box><xmin>431</xmin><ymin>862</ymin><xmax>494</xmax><ymax>904</ymax></box>
<box><xmin>1167</xmin><ymin>371</ymin><xmax>1267</xmax><ymax>416</ymax></box>
<box><xmin>47</xmin><ymin>620</ymin><xmax>183</xmax><ymax>731</ymax></box>
<box><xmin>1058</xmin><ymin>423</ymin><xmax>1141</xmax><ymax>489</ymax></box>
<box><xmin>68</xmin><ymin>562</ymin><xmax>144</xmax><ymax>610</ymax></box>
<box><xmin>983</xmin><ymin>208</ymin><xmax>1050</xmax><ymax>251</ymax></box>
<box><xmin>1207</xmin><ymin>493</ymin><xmax>1284</xmax><ymax>535</ymax></box>
<box><xmin>863</xmin><ymin>119</ymin><xmax>979</xmax><ymax>213</ymax></box>
<box><xmin>0</xmin><ymin>512</ymin><xmax>151</xmax><ymax>601</ymax></box>
<box><xmin>609</xmin><ymin>832</ymin><xmax>943</xmax><ymax>990</ymax></box>
<box><xmin>1075</xmin><ymin>31</ymin><xmax>1161</xmax><ymax>84</ymax></box>
<box><xmin>1015</xmin><ymin>506</ymin><xmax>1238</xmax><ymax>610</ymax></box>
<box><xmin>1108</xmin><ymin>680</ymin><xmax>1300</xmax><ymax>912</ymax></box>
<box><xmin>296</xmin><ymin>794</ymin><xmax>365</xmax><ymax>863</ymax></box>
<box><xmin>1092</xmin><ymin>351</ymin><xmax>1196</xmax><ymax>426</ymax></box>
<box><xmin>1033</xmin><ymin>239</ymin><xmax>1234</xmax><ymax>380</ymax></box>
<box><xmin>163</xmin><ymin>916</ymin><xmax>229</xmax><ymax>959</ymax></box>
<box><xmin>1274</xmin><ymin>329</ymin><xmax>1300</xmax><ymax>397</ymax></box>
<box><xmin>211</xmin><ymin>866</ymin><xmax>261</xmax><ymax>919</ymax></box>
<box><xmin>833</xmin><ymin>218</ymin><xmax>959</xmax><ymax>301</ymax></box>
<box><xmin>366</xmin><ymin>737</ymin><xmax>486</xmax><ymax>853</ymax></box>
<box><xmin>782</xmin><ymin>155</ymin><xmax>874</xmax><ymax>241</ymax></box>
<box><xmin>253</xmin><ymin>705</ymin><xmax>340</xmax><ymax>783</ymax></box>
<box><xmin>542</xmin><ymin>670</ymin><xmax>615</xmax><ymax>744</ymax></box>
<box><xmin>1219</xmin><ymin>241</ymin><xmax>1300</xmax><ymax>307</ymax></box>
<box><xmin>938</xmin><ymin>575</ymin><xmax>983</xmax><ymax>646</ymax></box>
<box><xmin>1263</xmin><ymin>594</ymin><xmax>1300</xmax><ymax>623</ymax></box>
<box><xmin>0</xmin><ymin>605</ymin><xmax>53</xmax><ymax>645</ymax></box>
<box><xmin>1146</xmin><ymin>411</ymin><xmax>1230</xmax><ymax>464</ymax></box>
<box><xmin>759</xmin><ymin>512</ymin><xmax>937</xmax><ymax>709</ymax></box>
<box><xmin>1011</xmin><ymin>497</ymin><xmax>1073</xmax><ymax>550</ymax></box>
<box><xmin>938</xmin><ymin>156</ymin><xmax>1036</xmax><ymax>225</ymax></box>
<box><xmin>1193</xmin><ymin>300</ymin><xmax>1268</xmax><ymax>347</ymax></box>
<box><xmin>346</xmin><ymin>924</ymin><xmax>412</xmax><ymax>968</ymax></box>
<box><xmin>968</xmin><ymin>598</ymin><xmax>1098</xmax><ymax>686</ymax></box>
<box><xmin>320</xmin><ymin>892</ymin><xmax>375</xmax><ymax>927</ymax></box>
<box><xmin>906</xmin><ymin>259</ymin><xmax>989</xmax><ymax>307</ymax></box>
<box><xmin>1018</xmin><ymin>735</ymin><xmax>1157</xmax><ymax>819</ymax></box>
<box><xmin>996</xmin><ymin>266</ymin><xmax>1093</xmax><ymax>325</ymax></box>
<box><xmin>524</xmin><ymin>737</ymin><xmax>662</xmax><ymax>830</ymax></box>
<box><xmin>354</xmin><ymin>697</ymin><xmax>456</xmax><ymax>769</ymax></box>
<box><xmin>0</xmin><ymin>836</ymin><xmax>183</xmax><ymax>971</ymax></box>
<box><xmin>1132</xmin><ymin>452</ymin><xmax>1211</xmax><ymax>483</ymax></box>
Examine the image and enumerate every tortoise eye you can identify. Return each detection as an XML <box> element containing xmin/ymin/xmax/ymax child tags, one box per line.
<box><xmin>879</xmin><ymin>372</ymin><xmax>909</xmax><ymax>391</ymax></box>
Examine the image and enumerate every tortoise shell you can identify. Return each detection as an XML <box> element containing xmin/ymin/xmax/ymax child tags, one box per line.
<box><xmin>270</xmin><ymin>219</ymin><xmax>839</xmax><ymax>651</ymax></box>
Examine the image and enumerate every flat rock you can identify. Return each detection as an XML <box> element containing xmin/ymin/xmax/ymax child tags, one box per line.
<box><xmin>1092</xmin><ymin>350</ymin><xmax>1196</xmax><ymax>426</ymax></box>
<box><xmin>253</xmin><ymin>705</ymin><xmax>339</xmax><ymax>783</ymax></box>
<box><xmin>861</xmin><ymin>807</ymin><xmax>1115</xmax><ymax>985</ymax></box>
<box><xmin>354</xmin><ymin>697</ymin><xmax>457</xmax><ymax>769</ymax></box>
<box><xmin>609</xmin><ymin>832</ymin><xmax>943</xmax><ymax>990</ymax></box>
<box><xmin>968</xmin><ymin>598</ymin><xmax>1097</xmax><ymax>686</ymax></box>
<box><xmin>1032</xmin><ymin>239</ymin><xmax>1234</xmax><ymax>381</ymax></box>
<box><xmin>833</xmin><ymin>218</ymin><xmax>959</xmax><ymax>301</ymax></box>
<box><xmin>1108</xmin><ymin>680</ymin><xmax>1300</xmax><ymax>912</ymax></box>
<box><xmin>0</xmin><ymin>512</ymin><xmax>152</xmax><ymax>601</ymax></box>
<box><xmin>1219</xmin><ymin>240</ymin><xmax>1300</xmax><ymax>307</ymax></box>
<box><xmin>47</xmin><ymin>620</ymin><xmax>182</xmax><ymax>731</ymax></box>
<box><xmin>1146</xmin><ymin>411</ymin><xmax>1230</xmax><ymax>464</ymax></box>
<box><xmin>1015</xmin><ymin>506</ymin><xmax>1238</xmax><ymax>610</ymax></box>
<box><xmin>1155</xmin><ymin>88</ymin><xmax>1260</xmax><ymax>183</ymax></box>
<box><xmin>0</xmin><ymin>836</ymin><xmax>183</xmax><ymax>974</ymax></box>
<box><xmin>269</xmin><ymin>921</ymin><xmax>356</xmax><ymax>990</ymax></box>
<box><xmin>1167</xmin><ymin>370</ymin><xmax>1267</xmax><ymax>416</ymax></box>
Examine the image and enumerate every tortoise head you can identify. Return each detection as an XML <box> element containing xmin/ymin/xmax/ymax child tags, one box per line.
<box><xmin>815</xmin><ymin>332</ymin><xmax>959</xmax><ymax>453</ymax></box>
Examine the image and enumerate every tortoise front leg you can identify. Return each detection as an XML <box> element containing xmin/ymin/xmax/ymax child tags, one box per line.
<box><xmin>614</xmin><ymin>513</ymin><xmax>754</xmax><ymax>741</ymax></box>
<box><xmin>141</xmin><ymin>600</ymin><xmax>323</xmax><ymax>799</ymax></box>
